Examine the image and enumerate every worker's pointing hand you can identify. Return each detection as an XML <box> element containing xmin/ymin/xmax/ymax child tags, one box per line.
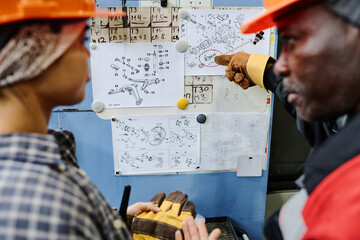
<box><xmin>214</xmin><ymin>52</ymin><xmax>255</xmax><ymax>89</ymax></box>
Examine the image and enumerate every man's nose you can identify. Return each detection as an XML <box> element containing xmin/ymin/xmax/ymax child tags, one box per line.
<box><xmin>274</xmin><ymin>54</ymin><xmax>290</xmax><ymax>77</ymax></box>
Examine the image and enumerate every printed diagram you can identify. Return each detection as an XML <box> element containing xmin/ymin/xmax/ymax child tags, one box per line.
<box><xmin>179</xmin><ymin>9</ymin><xmax>271</xmax><ymax>75</ymax></box>
<box><xmin>90</xmin><ymin>42</ymin><xmax>184</xmax><ymax>108</ymax></box>
<box><xmin>111</xmin><ymin>115</ymin><xmax>200</xmax><ymax>175</ymax></box>
<box><xmin>108</xmin><ymin>44</ymin><xmax>169</xmax><ymax>105</ymax></box>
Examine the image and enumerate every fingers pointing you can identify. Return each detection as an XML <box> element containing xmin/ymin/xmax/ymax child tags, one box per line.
<box><xmin>214</xmin><ymin>54</ymin><xmax>234</xmax><ymax>66</ymax></box>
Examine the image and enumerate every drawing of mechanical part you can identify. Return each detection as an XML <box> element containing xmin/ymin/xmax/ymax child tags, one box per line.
<box><xmin>171</xmin><ymin>156</ymin><xmax>196</xmax><ymax>168</ymax></box>
<box><xmin>115</xmin><ymin>57</ymin><xmax>140</xmax><ymax>75</ymax></box>
<box><xmin>203</xmin><ymin>52</ymin><xmax>217</xmax><ymax>62</ymax></box>
<box><xmin>187</xmin><ymin>62</ymin><xmax>197</xmax><ymax>68</ymax></box>
<box><xmin>136</xmin><ymin>153</ymin><xmax>151</xmax><ymax>162</ymax></box>
<box><xmin>253</xmin><ymin>31</ymin><xmax>265</xmax><ymax>45</ymax></box>
<box><xmin>174</xmin><ymin>119</ymin><xmax>191</xmax><ymax>127</ymax></box>
<box><xmin>214</xmin><ymin>24</ymin><xmax>237</xmax><ymax>45</ymax></box>
<box><xmin>158</xmin><ymin>60</ymin><xmax>170</xmax><ymax>70</ymax></box>
<box><xmin>128</xmin><ymin>77</ymin><xmax>164</xmax><ymax>92</ymax></box>
<box><xmin>134</xmin><ymin>153</ymin><xmax>164</xmax><ymax>168</ymax></box>
<box><xmin>198</xmin><ymin>49</ymin><xmax>222</xmax><ymax>67</ymax></box>
<box><xmin>120</xmin><ymin>138</ymin><xmax>136</xmax><ymax>149</ymax></box>
<box><xmin>120</xmin><ymin>152</ymin><xmax>131</xmax><ymax>164</ymax></box>
<box><xmin>183</xmin><ymin>129</ymin><xmax>197</xmax><ymax>141</ymax></box>
<box><xmin>216</xmin><ymin>14</ymin><xmax>229</xmax><ymax>21</ymax></box>
<box><xmin>234</xmin><ymin>14</ymin><xmax>245</xmax><ymax>29</ymax></box>
<box><xmin>153</xmin><ymin>44</ymin><xmax>163</xmax><ymax>49</ymax></box>
<box><xmin>185</xmin><ymin>157</ymin><xmax>196</xmax><ymax>167</ymax></box>
<box><xmin>153</xmin><ymin>156</ymin><xmax>163</xmax><ymax>168</ymax></box>
<box><xmin>138</xmin><ymin>57</ymin><xmax>151</xmax><ymax>62</ymax></box>
<box><xmin>140</xmin><ymin>126</ymin><xmax>166</xmax><ymax>146</ymax></box>
<box><xmin>110</xmin><ymin>64</ymin><xmax>120</xmax><ymax>76</ymax></box>
<box><xmin>108</xmin><ymin>83</ymin><xmax>143</xmax><ymax>105</ymax></box>
<box><xmin>136</xmin><ymin>57</ymin><xmax>152</xmax><ymax>72</ymax></box>
<box><xmin>171</xmin><ymin>156</ymin><xmax>181</xmax><ymax>167</ymax></box>
<box><xmin>189</xmin><ymin>39</ymin><xmax>212</xmax><ymax>55</ymax></box>
<box><xmin>149</xmin><ymin>126</ymin><xmax>166</xmax><ymax>146</ymax></box>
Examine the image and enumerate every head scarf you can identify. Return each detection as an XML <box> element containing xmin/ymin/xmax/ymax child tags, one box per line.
<box><xmin>0</xmin><ymin>20</ymin><xmax>87</xmax><ymax>88</ymax></box>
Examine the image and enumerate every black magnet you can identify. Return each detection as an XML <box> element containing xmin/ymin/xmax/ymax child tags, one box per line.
<box><xmin>196</xmin><ymin>114</ymin><xmax>207</xmax><ymax>123</ymax></box>
<box><xmin>161</xmin><ymin>0</ymin><xmax>167</xmax><ymax>7</ymax></box>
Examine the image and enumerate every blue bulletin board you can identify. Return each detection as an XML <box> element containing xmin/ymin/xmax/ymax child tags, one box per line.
<box><xmin>50</xmin><ymin>0</ymin><xmax>276</xmax><ymax>239</ymax></box>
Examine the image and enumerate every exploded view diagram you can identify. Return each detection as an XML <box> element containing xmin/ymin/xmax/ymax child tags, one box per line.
<box><xmin>111</xmin><ymin>114</ymin><xmax>200</xmax><ymax>175</ymax></box>
<box><xmin>179</xmin><ymin>9</ymin><xmax>271</xmax><ymax>76</ymax></box>
<box><xmin>90</xmin><ymin>42</ymin><xmax>184</xmax><ymax>108</ymax></box>
<box><xmin>108</xmin><ymin>44</ymin><xmax>168</xmax><ymax>105</ymax></box>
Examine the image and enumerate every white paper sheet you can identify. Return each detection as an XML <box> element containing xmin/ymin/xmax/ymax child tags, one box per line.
<box><xmin>179</xmin><ymin>9</ymin><xmax>270</xmax><ymax>75</ymax></box>
<box><xmin>236</xmin><ymin>155</ymin><xmax>264</xmax><ymax>177</ymax></box>
<box><xmin>90</xmin><ymin>42</ymin><xmax>184</xmax><ymax>108</ymax></box>
<box><xmin>200</xmin><ymin>113</ymin><xmax>269</xmax><ymax>171</ymax></box>
<box><xmin>111</xmin><ymin>114</ymin><xmax>200</xmax><ymax>175</ymax></box>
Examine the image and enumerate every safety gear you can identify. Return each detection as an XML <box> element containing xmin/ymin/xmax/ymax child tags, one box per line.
<box><xmin>132</xmin><ymin>191</ymin><xmax>196</xmax><ymax>240</ymax></box>
<box><xmin>0</xmin><ymin>21</ymin><xmax>86</xmax><ymax>88</ymax></box>
<box><xmin>0</xmin><ymin>0</ymin><xmax>126</xmax><ymax>25</ymax></box>
<box><xmin>241</xmin><ymin>0</ymin><xmax>326</xmax><ymax>33</ymax></box>
<box><xmin>241</xmin><ymin>0</ymin><xmax>360</xmax><ymax>33</ymax></box>
<box><xmin>215</xmin><ymin>52</ymin><xmax>253</xmax><ymax>89</ymax></box>
<box><xmin>215</xmin><ymin>52</ymin><xmax>275</xmax><ymax>90</ymax></box>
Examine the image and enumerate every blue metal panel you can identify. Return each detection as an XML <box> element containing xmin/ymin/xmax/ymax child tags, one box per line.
<box><xmin>49</xmin><ymin>1</ymin><xmax>271</xmax><ymax>239</ymax></box>
<box><xmin>49</xmin><ymin>112</ymin><xmax>269</xmax><ymax>240</ymax></box>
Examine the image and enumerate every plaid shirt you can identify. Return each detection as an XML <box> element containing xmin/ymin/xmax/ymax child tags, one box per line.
<box><xmin>0</xmin><ymin>130</ymin><xmax>131</xmax><ymax>240</ymax></box>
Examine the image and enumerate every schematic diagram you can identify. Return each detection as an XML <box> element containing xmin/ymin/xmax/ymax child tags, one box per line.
<box><xmin>111</xmin><ymin>114</ymin><xmax>200</xmax><ymax>175</ymax></box>
<box><xmin>179</xmin><ymin>9</ymin><xmax>271</xmax><ymax>76</ymax></box>
<box><xmin>90</xmin><ymin>42</ymin><xmax>184</xmax><ymax>108</ymax></box>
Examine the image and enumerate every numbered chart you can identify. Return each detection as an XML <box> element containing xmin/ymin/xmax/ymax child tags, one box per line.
<box><xmin>90</xmin><ymin>7</ymin><xmax>180</xmax><ymax>43</ymax></box>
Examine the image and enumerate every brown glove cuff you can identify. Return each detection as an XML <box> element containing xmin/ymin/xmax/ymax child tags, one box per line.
<box><xmin>132</xmin><ymin>218</ymin><xmax>180</xmax><ymax>240</ymax></box>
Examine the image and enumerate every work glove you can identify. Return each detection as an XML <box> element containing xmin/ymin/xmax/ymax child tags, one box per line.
<box><xmin>215</xmin><ymin>52</ymin><xmax>275</xmax><ymax>90</ymax></box>
<box><xmin>132</xmin><ymin>190</ymin><xmax>196</xmax><ymax>240</ymax></box>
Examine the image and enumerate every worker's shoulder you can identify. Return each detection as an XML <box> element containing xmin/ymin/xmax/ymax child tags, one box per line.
<box><xmin>0</xmin><ymin>159</ymin><xmax>92</xmax><ymax>212</ymax></box>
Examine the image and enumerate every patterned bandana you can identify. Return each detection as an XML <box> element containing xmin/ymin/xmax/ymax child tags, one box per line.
<box><xmin>0</xmin><ymin>20</ymin><xmax>87</xmax><ymax>88</ymax></box>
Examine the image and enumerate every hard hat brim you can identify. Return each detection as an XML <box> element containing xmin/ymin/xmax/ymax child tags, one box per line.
<box><xmin>241</xmin><ymin>0</ymin><xmax>300</xmax><ymax>34</ymax></box>
<box><xmin>0</xmin><ymin>10</ymin><xmax>126</xmax><ymax>25</ymax></box>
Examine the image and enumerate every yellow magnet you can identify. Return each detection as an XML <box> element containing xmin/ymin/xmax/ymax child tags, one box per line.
<box><xmin>177</xmin><ymin>98</ymin><xmax>189</xmax><ymax>110</ymax></box>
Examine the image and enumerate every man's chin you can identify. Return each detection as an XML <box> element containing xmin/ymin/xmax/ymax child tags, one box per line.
<box><xmin>296</xmin><ymin>107</ymin><xmax>316</xmax><ymax>122</ymax></box>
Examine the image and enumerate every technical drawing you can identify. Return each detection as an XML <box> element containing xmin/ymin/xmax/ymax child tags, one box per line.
<box><xmin>168</xmin><ymin>129</ymin><xmax>197</xmax><ymax>144</ymax></box>
<box><xmin>111</xmin><ymin>115</ymin><xmax>200</xmax><ymax>175</ymax></box>
<box><xmin>119</xmin><ymin>152</ymin><xmax>164</xmax><ymax>169</ymax></box>
<box><xmin>128</xmin><ymin>77</ymin><xmax>164</xmax><ymax>91</ymax></box>
<box><xmin>108</xmin><ymin>83</ymin><xmax>143</xmax><ymax>105</ymax></box>
<box><xmin>180</xmin><ymin>9</ymin><xmax>271</xmax><ymax>75</ymax></box>
<box><xmin>107</xmin><ymin>44</ymin><xmax>171</xmax><ymax>105</ymax></box>
<box><xmin>149</xmin><ymin>126</ymin><xmax>166</xmax><ymax>146</ymax></box>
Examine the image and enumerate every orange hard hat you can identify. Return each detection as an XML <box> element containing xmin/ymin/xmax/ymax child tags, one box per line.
<box><xmin>241</xmin><ymin>0</ymin><xmax>316</xmax><ymax>33</ymax></box>
<box><xmin>0</xmin><ymin>0</ymin><xmax>126</xmax><ymax>25</ymax></box>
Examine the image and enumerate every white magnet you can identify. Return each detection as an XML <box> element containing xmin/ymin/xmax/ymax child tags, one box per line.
<box><xmin>90</xmin><ymin>43</ymin><xmax>97</xmax><ymax>50</ymax></box>
<box><xmin>91</xmin><ymin>100</ymin><xmax>105</xmax><ymax>113</ymax></box>
<box><xmin>175</xmin><ymin>40</ymin><xmax>189</xmax><ymax>53</ymax></box>
<box><xmin>178</xmin><ymin>9</ymin><xmax>189</xmax><ymax>19</ymax></box>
